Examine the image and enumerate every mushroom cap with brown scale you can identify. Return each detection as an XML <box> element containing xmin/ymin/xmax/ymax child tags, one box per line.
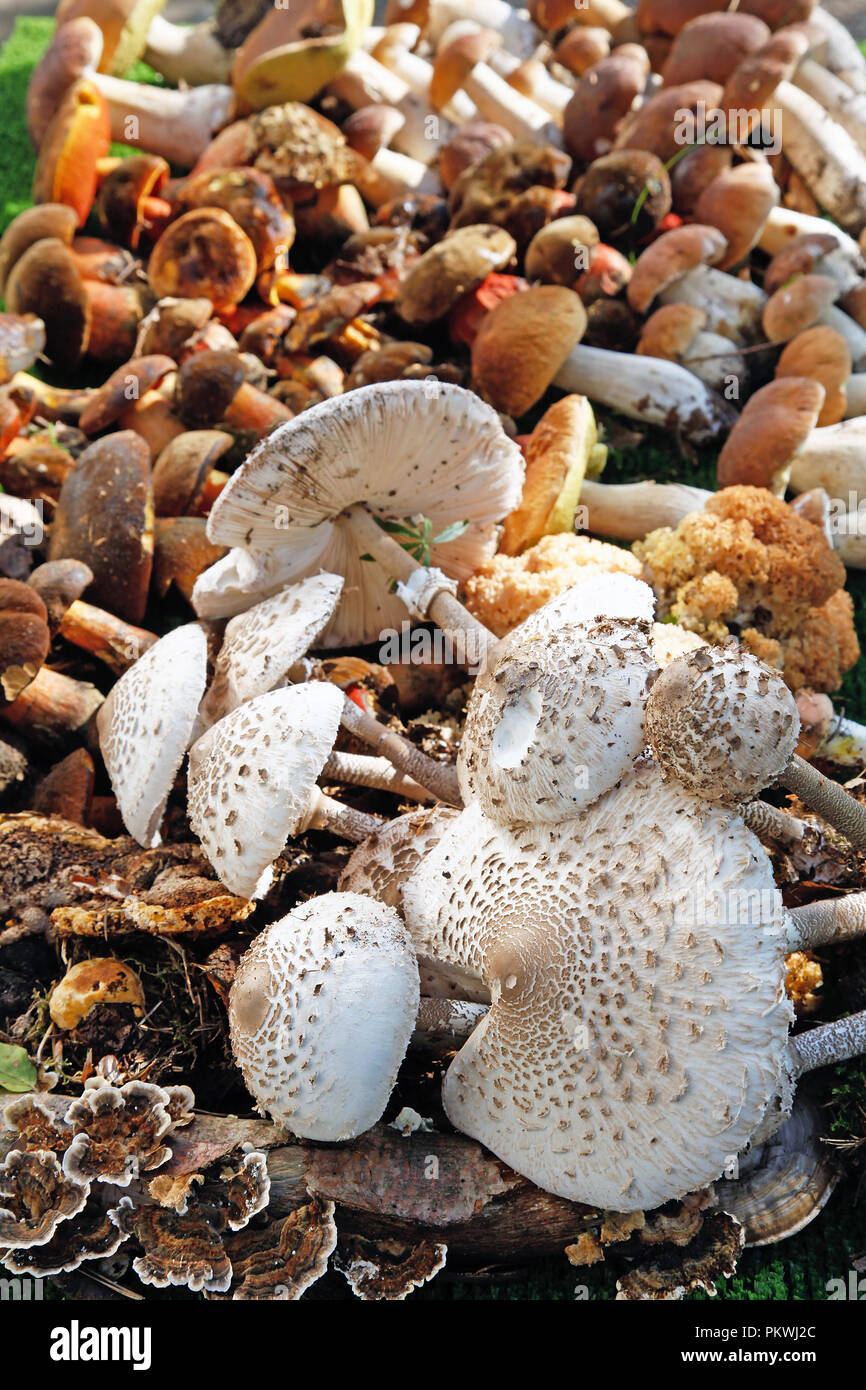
<box><xmin>401</xmin><ymin>762</ymin><xmax>793</xmax><ymax>1210</ymax></box>
<box><xmin>471</xmin><ymin>285</ymin><xmax>587</xmax><ymax>417</ymax></box>
<box><xmin>717</xmin><ymin>378</ymin><xmax>825</xmax><ymax>492</ymax></box>
<box><xmin>228</xmin><ymin>891</ymin><xmax>420</xmax><ymax>1140</ymax></box>
<box><xmin>645</xmin><ymin>644</ymin><xmax>800</xmax><ymax>804</ymax></box>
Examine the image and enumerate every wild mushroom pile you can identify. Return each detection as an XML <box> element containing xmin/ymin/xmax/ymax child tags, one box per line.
<box><xmin>2</xmin><ymin>0</ymin><xmax>866</xmax><ymax>1301</ymax></box>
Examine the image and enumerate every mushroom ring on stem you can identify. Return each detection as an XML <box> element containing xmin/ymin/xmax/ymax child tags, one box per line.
<box><xmin>645</xmin><ymin>645</ymin><xmax>866</xmax><ymax>853</ymax></box>
<box><xmin>402</xmin><ymin>764</ymin><xmax>866</xmax><ymax>1209</ymax></box>
<box><xmin>201</xmin><ymin>380</ymin><xmax>524</xmax><ymax>654</ymax></box>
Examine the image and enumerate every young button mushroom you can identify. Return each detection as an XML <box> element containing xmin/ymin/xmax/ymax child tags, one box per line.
<box><xmin>645</xmin><ymin>645</ymin><xmax>866</xmax><ymax>854</ymax></box>
<box><xmin>431</xmin><ymin>30</ymin><xmax>563</xmax><ymax>146</ymax></box>
<box><xmin>637</xmin><ymin>304</ymin><xmax>747</xmax><ymax>395</ymax></box>
<box><xmin>175</xmin><ymin>351</ymin><xmax>291</xmax><ymax>439</ymax></box>
<box><xmin>187</xmin><ymin>684</ymin><xmax>383</xmax><ymax>898</ymax></box>
<box><xmin>202</xmin><ymin>380</ymin><xmax>524</xmax><ymax>657</ymax></box>
<box><xmin>96</xmin><ymin>623</ymin><xmax>208</xmax><ymax>848</ymax></box>
<box><xmin>228</xmin><ymin>891</ymin><xmax>419</xmax><ymax>1139</ymax></box>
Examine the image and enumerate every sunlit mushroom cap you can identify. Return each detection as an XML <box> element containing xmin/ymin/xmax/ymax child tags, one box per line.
<box><xmin>202</xmin><ymin>381</ymin><xmax>524</xmax><ymax>644</ymax></box>
<box><xmin>96</xmin><ymin>622</ymin><xmax>207</xmax><ymax>848</ymax></box>
<box><xmin>197</xmin><ymin>572</ymin><xmax>343</xmax><ymax>729</ymax></box>
<box><xmin>401</xmin><ymin>763</ymin><xmax>793</xmax><ymax>1209</ymax></box>
<box><xmin>645</xmin><ymin>645</ymin><xmax>800</xmax><ymax>804</ymax></box>
<box><xmin>458</xmin><ymin>592</ymin><xmax>658</xmax><ymax>825</ymax></box>
<box><xmin>228</xmin><ymin>891</ymin><xmax>419</xmax><ymax>1140</ymax></box>
<box><xmin>187</xmin><ymin>682</ymin><xmax>344</xmax><ymax>899</ymax></box>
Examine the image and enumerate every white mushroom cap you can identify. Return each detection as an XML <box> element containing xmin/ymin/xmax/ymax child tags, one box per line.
<box><xmin>458</xmin><ymin>592</ymin><xmax>658</xmax><ymax>825</ymax></box>
<box><xmin>187</xmin><ymin>683</ymin><xmax>344</xmax><ymax>899</ymax></box>
<box><xmin>228</xmin><ymin>892</ymin><xmax>420</xmax><ymax>1140</ymax></box>
<box><xmin>192</xmin><ymin>538</ymin><xmax>332</xmax><ymax>621</ymax></box>
<box><xmin>96</xmin><ymin>623</ymin><xmax>208</xmax><ymax>848</ymax></box>
<box><xmin>401</xmin><ymin>763</ymin><xmax>793</xmax><ymax>1210</ymax></box>
<box><xmin>521</xmin><ymin>571</ymin><xmax>656</xmax><ymax>631</ymax></box>
<box><xmin>646</xmin><ymin>646</ymin><xmax>800</xmax><ymax>804</ymax></box>
<box><xmin>197</xmin><ymin>572</ymin><xmax>343</xmax><ymax>730</ymax></box>
<box><xmin>202</xmin><ymin>381</ymin><xmax>525</xmax><ymax>645</ymax></box>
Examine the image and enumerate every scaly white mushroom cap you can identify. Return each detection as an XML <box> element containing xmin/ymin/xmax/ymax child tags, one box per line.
<box><xmin>96</xmin><ymin>623</ymin><xmax>208</xmax><ymax>848</ymax></box>
<box><xmin>197</xmin><ymin>572</ymin><xmax>343</xmax><ymax>730</ymax></box>
<box><xmin>229</xmin><ymin>892</ymin><xmax>420</xmax><ymax>1140</ymax></box>
<box><xmin>646</xmin><ymin>646</ymin><xmax>800</xmax><ymax>804</ymax></box>
<box><xmin>200</xmin><ymin>381</ymin><xmax>525</xmax><ymax>645</ymax></box>
<box><xmin>458</xmin><ymin>581</ymin><xmax>658</xmax><ymax>824</ymax></box>
<box><xmin>401</xmin><ymin>762</ymin><xmax>793</xmax><ymax>1210</ymax></box>
<box><xmin>188</xmin><ymin>682</ymin><xmax>344</xmax><ymax>899</ymax></box>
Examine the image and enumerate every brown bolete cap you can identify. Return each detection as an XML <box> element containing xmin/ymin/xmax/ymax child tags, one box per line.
<box><xmin>26</xmin><ymin>16</ymin><xmax>103</xmax><ymax>146</ymax></box>
<box><xmin>48</xmin><ymin>431</ymin><xmax>154</xmax><ymax>624</ymax></box>
<box><xmin>553</xmin><ymin>26</ymin><xmax>611</xmax><ymax>77</ymax></box>
<box><xmin>171</xmin><ymin>167</ymin><xmax>296</xmax><ymax>274</ymax></box>
<box><xmin>717</xmin><ymin>377</ymin><xmax>825</xmax><ymax>491</ymax></box>
<box><xmin>775</xmin><ymin>325</ymin><xmax>851</xmax><ymax>426</ymax></box>
<box><xmin>637</xmin><ymin>302</ymin><xmax>708</xmax><ymax>359</ymax></box>
<box><xmin>694</xmin><ymin>162</ymin><xmax>779</xmax><ymax>269</ymax></box>
<box><xmin>618</xmin><ymin>80</ymin><xmax>723</xmax><ymax>163</ymax></box>
<box><xmin>627</xmin><ymin>224</ymin><xmax>728</xmax><ymax>315</ymax></box>
<box><xmin>0</xmin><ymin>579</ymin><xmax>51</xmax><ymax>705</ymax></box>
<box><xmin>430</xmin><ymin>29</ymin><xmax>501</xmax><ymax>110</ymax></box>
<box><xmin>563</xmin><ymin>51</ymin><xmax>650</xmax><ymax>165</ymax></box>
<box><xmin>763</xmin><ymin>233</ymin><xmax>843</xmax><ymax>297</ymax></box>
<box><xmin>0</xmin><ymin>205</ymin><xmax>77</xmax><ymax>295</ymax></box>
<box><xmin>149</xmin><ymin>208</ymin><xmax>258</xmax><ymax>312</ymax></box>
<box><xmin>96</xmin><ymin>153</ymin><xmax>170</xmax><ymax>250</ymax></box>
<box><xmin>661</xmin><ymin>11</ymin><xmax>771</xmax><ymax>85</ymax></box>
<box><xmin>669</xmin><ymin>143</ymin><xmax>732</xmax><ymax>218</ymax></box>
<box><xmin>79</xmin><ymin>355</ymin><xmax>177</xmax><ymax>435</ymax></box>
<box><xmin>153</xmin><ymin>517</ymin><xmax>227</xmax><ymax>603</ymax></box>
<box><xmin>396</xmin><ymin>225</ymin><xmax>516</xmax><ymax>325</ymax></box>
<box><xmin>152</xmin><ymin>430</ymin><xmax>234</xmax><ymax>516</ymax></box>
<box><xmin>574</xmin><ymin>149</ymin><xmax>672</xmax><ymax>244</ymax></box>
<box><xmin>4</xmin><ymin>238</ymin><xmax>89</xmax><ymax>369</ymax></box>
<box><xmin>28</xmin><ymin>559</ymin><xmax>94</xmax><ymax>634</ymax></box>
<box><xmin>175</xmin><ymin>351</ymin><xmax>247</xmax><ymax>426</ymax></box>
<box><xmin>343</xmin><ymin>104</ymin><xmax>406</xmax><ymax>162</ymax></box>
<box><xmin>438</xmin><ymin>121</ymin><xmax>512</xmax><ymax>192</ymax></box>
<box><xmin>471</xmin><ymin>284</ymin><xmax>587</xmax><ymax>417</ymax></box>
<box><xmin>720</xmin><ymin>26</ymin><xmax>812</xmax><ymax>116</ymax></box>
<box><xmin>524</xmin><ymin>215</ymin><xmax>599</xmax><ymax>286</ymax></box>
<box><xmin>762</xmin><ymin>273</ymin><xmax>839</xmax><ymax>341</ymax></box>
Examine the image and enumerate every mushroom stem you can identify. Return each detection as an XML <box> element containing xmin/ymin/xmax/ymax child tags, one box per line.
<box><xmin>372</xmin><ymin>32</ymin><xmax>480</xmax><ymax>125</ymax></box>
<box><xmin>792</xmin><ymin>60</ymin><xmax>866</xmax><ymax>154</ymax></box>
<box><xmin>330</xmin><ymin>52</ymin><xmax>452</xmax><ymax>162</ymax></box>
<box><xmin>738</xmin><ymin>799</ymin><xmax>805</xmax><ymax>849</ymax></box>
<box><xmin>788</xmin><ymin>1009</ymin><xmax>866</xmax><ymax>1077</ymax></box>
<box><xmin>810</xmin><ymin>7</ymin><xmax>866</xmax><ymax>93</ymax></box>
<box><xmin>0</xmin><ymin>668</ymin><xmax>103</xmax><ymax>746</ymax></box>
<box><xmin>453</xmin><ymin>60</ymin><xmax>564</xmax><ymax>145</ymax></box>
<box><xmin>657</xmin><ymin>265</ymin><xmax>767</xmax><ymax>344</ymax></box>
<box><xmin>774</xmin><ymin>81</ymin><xmax>866</xmax><ymax>236</ymax></box>
<box><xmin>577</xmin><ymin>479</ymin><xmax>712</xmax><ymax>541</ymax></box>
<box><xmin>787</xmin><ymin>893</ymin><xmax>866</xmax><ymax>950</ymax></box>
<box><xmin>781</xmin><ymin>753</ymin><xmax>866</xmax><ymax>853</ymax></box>
<box><xmin>411</xmin><ymin>996</ymin><xmax>488</xmax><ymax>1049</ymax></box>
<box><xmin>553</xmin><ymin>345</ymin><xmax>735</xmax><ymax>443</ymax></box>
<box><xmin>757</xmin><ymin>207</ymin><xmax>863</xmax><ymax>263</ymax></box>
<box><xmin>143</xmin><ymin>15</ymin><xmax>234</xmax><ymax>87</ymax></box>
<box><xmin>344</xmin><ymin>503</ymin><xmax>499</xmax><ymax>670</ymax></box>
<box><xmin>428</xmin><ymin>0</ymin><xmax>538</xmax><ymax>57</ymax></box>
<box><xmin>305</xmin><ymin>787</ymin><xmax>384</xmax><ymax>842</ymax></box>
<box><xmin>321</xmin><ymin>749</ymin><xmax>436</xmax><ymax>803</ymax></box>
<box><xmin>338</xmin><ymin>692</ymin><xmax>462</xmax><ymax>804</ymax></box>
<box><xmin>788</xmin><ymin>418</ymin><xmax>866</xmax><ymax>503</ymax></box>
<box><xmin>59</xmin><ymin>601</ymin><xmax>157</xmax><ymax>675</ymax></box>
<box><xmin>90</xmin><ymin>76</ymin><xmax>235</xmax><ymax>167</ymax></box>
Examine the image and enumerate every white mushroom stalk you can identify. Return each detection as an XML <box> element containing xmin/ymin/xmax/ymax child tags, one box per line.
<box><xmin>143</xmin><ymin>14</ymin><xmax>234</xmax><ymax>86</ymax></box>
<box><xmin>810</xmin><ymin>7</ymin><xmax>866</xmax><ymax>93</ymax></box>
<box><xmin>658</xmin><ymin>266</ymin><xmax>767</xmax><ymax>344</ymax></box>
<box><xmin>427</xmin><ymin>0</ymin><xmax>538</xmax><ymax>59</ymax></box>
<box><xmin>792</xmin><ymin>60</ymin><xmax>866</xmax><ymax>154</ymax></box>
<box><xmin>774</xmin><ymin>81</ymin><xmax>866</xmax><ymax>237</ymax></box>
<box><xmin>338</xmin><ymin>692</ymin><xmax>462</xmax><ymax>803</ymax></box>
<box><xmin>371</xmin><ymin>27</ymin><xmax>480</xmax><ymax>125</ymax></box>
<box><xmin>577</xmin><ymin>479</ymin><xmax>713</xmax><ymax>541</ymax></box>
<box><xmin>188</xmin><ymin>685</ymin><xmax>384</xmax><ymax>899</ymax></box>
<box><xmin>788</xmin><ymin>417</ymin><xmax>866</xmax><ymax>503</ymax></box>
<box><xmin>757</xmin><ymin>207</ymin><xmax>864</xmax><ymax>263</ymax></box>
<box><xmin>553</xmin><ymin>344</ymin><xmax>735</xmax><ymax>442</ymax></box>
<box><xmin>646</xmin><ymin>646</ymin><xmax>866</xmax><ymax>854</ymax></box>
<box><xmin>90</xmin><ymin>75</ymin><xmax>234</xmax><ymax>167</ymax></box>
<box><xmin>321</xmin><ymin>750</ymin><xmax>437</xmax><ymax>803</ymax></box>
<box><xmin>330</xmin><ymin>51</ymin><xmax>452</xmax><ymax>162</ymax></box>
<box><xmin>486</xmin><ymin>46</ymin><xmax>574</xmax><ymax>125</ymax></box>
<box><xmin>440</xmin><ymin>52</ymin><xmax>564</xmax><ymax>145</ymax></box>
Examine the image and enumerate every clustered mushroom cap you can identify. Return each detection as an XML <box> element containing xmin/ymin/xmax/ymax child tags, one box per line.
<box><xmin>228</xmin><ymin>891</ymin><xmax>420</xmax><ymax>1140</ymax></box>
<box><xmin>187</xmin><ymin>681</ymin><xmax>344</xmax><ymax>899</ymax></box>
<box><xmin>401</xmin><ymin>762</ymin><xmax>793</xmax><ymax>1209</ymax></box>
<box><xmin>202</xmin><ymin>380</ymin><xmax>524</xmax><ymax>645</ymax></box>
<box><xmin>645</xmin><ymin>645</ymin><xmax>800</xmax><ymax>804</ymax></box>
<box><xmin>458</xmin><ymin>590</ymin><xmax>658</xmax><ymax>825</ymax></box>
<box><xmin>96</xmin><ymin>621</ymin><xmax>208</xmax><ymax>847</ymax></box>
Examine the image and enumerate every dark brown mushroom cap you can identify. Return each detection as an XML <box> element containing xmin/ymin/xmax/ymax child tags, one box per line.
<box><xmin>618</xmin><ymin>80</ymin><xmax>723</xmax><ymax>163</ymax></box>
<box><xmin>0</xmin><ymin>1147</ymin><xmax>89</xmax><ymax>1248</ymax></box>
<box><xmin>563</xmin><ymin>51</ymin><xmax>650</xmax><ymax>164</ymax></box>
<box><xmin>48</xmin><ymin>431</ymin><xmax>153</xmax><ymax>624</ymax></box>
<box><xmin>396</xmin><ymin>225</ymin><xmax>516</xmax><ymax>325</ymax></box>
<box><xmin>4</xmin><ymin>238</ymin><xmax>89</xmax><ymax>369</ymax></box>
<box><xmin>0</xmin><ymin>204</ymin><xmax>78</xmax><ymax>295</ymax></box>
<box><xmin>0</xmin><ymin>578</ymin><xmax>51</xmax><ymax>705</ymax></box>
<box><xmin>28</xmin><ymin>559</ymin><xmax>94</xmax><ymax>634</ymax></box>
<box><xmin>661</xmin><ymin>11</ymin><xmax>771</xmax><ymax>85</ymax></box>
<box><xmin>152</xmin><ymin>517</ymin><xmax>228</xmax><ymax>602</ymax></box>
<box><xmin>152</xmin><ymin>431</ymin><xmax>234</xmax><ymax>515</ymax></box>
<box><xmin>148</xmin><ymin>208</ymin><xmax>258</xmax><ymax>313</ymax></box>
<box><xmin>175</xmin><ymin>351</ymin><xmax>247</xmax><ymax>426</ymax></box>
<box><xmin>79</xmin><ymin>355</ymin><xmax>177</xmax><ymax>435</ymax></box>
<box><xmin>97</xmin><ymin>153</ymin><xmax>170</xmax><ymax>249</ymax></box>
<box><xmin>763</xmin><ymin>233</ymin><xmax>843</xmax><ymax>297</ymax></box>
<box><xmin>343</xmin><ymin>104</ymin><xmax>407</xmax><ymax>161</ymax></box>
<box><xmin>574</xmin><ymin>150</ymin><xmax>672</xmax><ymax>244</ymax></box>
<box><xmin>171</xmin><ymin>167</ymin><xmax>295</xmax><ymax>274</ymax></box>
<box><xmin>134</xmin><ymin>296</ymin><xmax>214</xmax><ymax>358</ymax></box>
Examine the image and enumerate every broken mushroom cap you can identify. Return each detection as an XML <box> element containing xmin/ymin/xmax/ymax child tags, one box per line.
<box><xmin>187</xmin><ymin>682</ymin><xmax>345</xmax><ymax>899</ymax></box>
<box><xmin>645</xmin><ymin>645</ymin><xmax>800</xmax><ymax>805</ymax></box>
<box><xmin>228</xmin><ymin>890</ymin><xmax>419</xmax><ymax>1139</ymax></box>
<box><xmin>471</xmin><ymin>285</ymin><xmax>587</xmax><ymax>417</ymax></box>
<box><xmin>0</xmin><ymin>579</ymin><xmax>51</xmax><ymax>706</ymax></box>
<box><xmin>401</xmin><ymin>762</ymin><xmax>792</xmax><ymax>1210</ymax></box>
<box><xmin>148</xmin><ymin>209</ymin><xmax>258</xmax><ymax>313</ymax></box>
<box><xmin>197</xmin><ymin>572</ymin><xmax>344</xmax><ymax>729</ymax></box>
<box><xmin>202</xmin><ymin>381</ymin><xmax>525</xmax><ymax>645</ymax></box>
<box><xmin>396</xmin><ymin>225</ymin><xmax>516</xmax><ymax>326</ymax></box>
<box><xmin>457</xmin><ymin>578</ymin><xmax>658</xmax><ymax>825</ymax></box>
<box><xmin>96</xmin><ymin>622</ymin><xmax>208</xmax><ymax>847</ymax></box>
<box><xmin>500</xmin><ymin>394</ymin><xmax>604</xmax><ymax>555</ymax></box>
<box><xmin>716</xmin><ymin>377</ymin><xmax>825</xmax><ymax>492</ymax></box>
<box><xmin>49</xmin><ymin>957</ymin><xmax>145</xmax><ymax>1030</ymax></box>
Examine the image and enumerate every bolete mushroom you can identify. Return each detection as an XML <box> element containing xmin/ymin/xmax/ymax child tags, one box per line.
<box><xmin>148</xmin><ymin>209</ymin><xmax>258</xmax><ymax>313</ymax></box>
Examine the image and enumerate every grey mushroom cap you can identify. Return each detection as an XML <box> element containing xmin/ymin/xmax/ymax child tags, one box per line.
<box><xmin>228</xmin><ymin>892</ymin><xmax>420</xmax><ymax>1140</ymax></box>
<box><xmin>401</xmin><ymin>762</ymin><xmax>793</xmax><ymax>1210</ymax></box>
<box><xmin>645</xmin><ymin>645</ymin><xmax>800</xmax><ymax>804</ymax></box>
